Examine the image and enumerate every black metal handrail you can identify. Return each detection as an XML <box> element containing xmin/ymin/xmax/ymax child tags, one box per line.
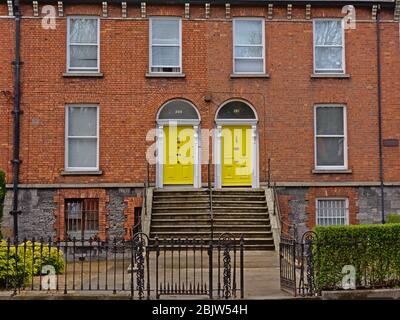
<box><xmin>267</xmin><ymin>158</ymin><xmax>297</xmax><ymax>240</ymax></box>
<box><xmin>208</xmin><ymin>161</ymin><xmax>214</xmax><ymax>241</ymax></box>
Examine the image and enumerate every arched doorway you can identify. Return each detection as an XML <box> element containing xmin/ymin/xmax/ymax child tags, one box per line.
<box><xmin>156</xmin><ymin>99</ymin><xmax>201</xmax><ymax>188</ymax></box>
<box><xmin>214</xmin><ymin>100</ymin><xmax>259</xmax><ymax>188</ymax></box>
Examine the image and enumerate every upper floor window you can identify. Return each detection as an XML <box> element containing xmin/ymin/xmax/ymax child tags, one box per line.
<box><xmin>313</xmin><ymin>19</ymin><xmax>345</xmax><ymax>74</ymax></box>
<box><xmin>316</xmin><ymin>199</ymin><xmax>349</xmax><ymax>226</ymax></box>
<box><xmin>314</xmin><ymin>105</ymin><xmax>347</xmax><ymax>170</ymax></box>
<box><xmin>233</xmin><ymin>18</ymin><xmax>265</xmax><ymax>74</ymax></box>
<box><xmin>150</xmin><ymin>17</ymin><xmax>182</xmax><ymax>73</ymax></box>
<box><xmin>67</xmin><ymin>17</ymin><xmax>100</xmax><ymax>73</ymax></box>
<box><xmin>65</xmin><ymin>105</ymin><xmax>99</xmax><ymax>171</ymax></box>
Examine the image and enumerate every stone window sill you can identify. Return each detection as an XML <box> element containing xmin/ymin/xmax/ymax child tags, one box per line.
<box><xmin>63</xmin><ymin>72</ymin><xmax>104</xmax><ymax>78</ymax></box>
<box><xmin>311</xmin><ymin>73</ymin><xmax>351</xmax><ymax>79</ymax></box>
<box><xmin>312</xmin><ymin>169</ymin><xmax>352</xmax><ymax>174</ymax></box>
<box><xmin>230</xmin><ymin>73</ymin><xmax>270</xmax><ymax>79</ymax></box>
<box><xmin>61</xmin><ymin>170</ymin><xmax>103</xmax><ymax>176</ymax></box>
<box><xmin>145</xmin><ymin>72</ymin><xmax>186</xmax><ymax>78</ymax></box>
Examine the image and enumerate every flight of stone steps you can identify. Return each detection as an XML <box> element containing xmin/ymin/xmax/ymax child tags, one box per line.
<box><xmin>149</xmin><ymin>188</ymin><xmax>275</xmax><ymax>250</ymax></box>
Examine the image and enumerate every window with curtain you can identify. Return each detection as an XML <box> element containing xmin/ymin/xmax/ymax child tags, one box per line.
<box><xmin>315</xmin><ymin>105</ymin><xmax>347</xmax><ymax>169</ymax></box>
<box><xmin>233</xmin><ymin>19</ymin><xmax>265</xmax><ymax>74</ymax></box>
<box><xmin>66</xmin><ymin>105</ymin><xmax>99</xmax><ymax>171</ymax></box>
<box><xmin>316</xmin><ymin>199</ymin><xmax>348</xmax><ymax>226</ymax></box>
<box><xmin>150</xmin><ymin>18</ymin><xmax>181</xmax><ymax>73</ymax></box>
<box><xmin>313</xmin><ymin>19</ymin><xmax>344</xmax><ymax>74</ymax></box>
<box><xmin>68</xmin><ymin>17</ymin><xmax>99</xmax><ymax>72</ymax></box>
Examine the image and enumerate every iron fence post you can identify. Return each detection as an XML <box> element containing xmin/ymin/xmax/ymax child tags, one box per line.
<box><xmin>208</xmin><ymin>240</ymin><xmax>213</xmax><ymax>299</ymax></box>
<box><xmin>240</xmin><ymin>235</ymin><xmax>244</xmax><ymax>299</ymax></box>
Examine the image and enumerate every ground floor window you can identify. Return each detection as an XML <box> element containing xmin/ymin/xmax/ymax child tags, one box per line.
<box><xmin>65</xmin><ymin>198</ymin><xmax>99</xmax><ymax>239</ymax></box>
<box><xmin>316</xmin><ymin>198</ymin><xmax>348</xmax><ymax>226</ymax></box>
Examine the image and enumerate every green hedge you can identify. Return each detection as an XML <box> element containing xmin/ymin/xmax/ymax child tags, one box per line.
<box><xmin>387</xmin><ymin>214</ymin><xmax>400</xmax><ymax>224</ymax></box>
<box><xmin>0</xmin><ymin>240</ymin><xmax>64</xmax><ymax>289</ymax></box>
<box><xmin>313</xmin><ymin>224</ymin><xmax>400</xmax><ymax>291</ymax></box>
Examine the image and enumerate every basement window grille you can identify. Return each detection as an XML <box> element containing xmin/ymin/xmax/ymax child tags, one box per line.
<box><xmin>65</xmin><ymin>198</ymin><xmax>99</xmax><ymax>239</ymax></box>
<box><xmin>316</xmin><ymin>198</ymin><xmax>349</xmax><ymax>226</ymax></box>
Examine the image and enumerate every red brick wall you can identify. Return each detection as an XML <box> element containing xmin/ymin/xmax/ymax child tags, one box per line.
<box><xmin>0</xmin><ymin>3</ymin><xmax>398</xmax><ymax>186</ymax></box>
<box><xmin>123</xmin><ymin>196</ymin><xmax>142</xmax><ymax>240</ymax></box>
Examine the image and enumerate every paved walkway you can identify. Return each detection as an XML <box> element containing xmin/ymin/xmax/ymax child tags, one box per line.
<box><xmin>0</xmin><ymin>250</ymin><xmax>292</xmax><ymax>300</ymax></box>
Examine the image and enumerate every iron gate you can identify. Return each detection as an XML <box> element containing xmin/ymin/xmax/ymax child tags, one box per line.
<box><xmin>279</xmin><ymin>231</ymin><xmax>319</xmax><ymax>297</ymax></box>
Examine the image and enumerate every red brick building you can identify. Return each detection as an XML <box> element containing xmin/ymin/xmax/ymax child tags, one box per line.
<box><xmin>1</xmin><ymin>0</ymin><xmax>400</xmax><ymax>240</ymax></box>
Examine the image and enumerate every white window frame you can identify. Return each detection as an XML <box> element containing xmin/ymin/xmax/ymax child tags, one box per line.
<box><xmin>67</xmin><ymin>16</ymin><xmax>100</xmax><ymax>73</ymax></box>
<box><xmin>314</xmin><ymin>104</ymin><xmax>348</xmax><ymax>170</ymax></box>
<box><xmin>149</xmin><ymin>17</ymin><xmax>182</xmax><ymax>73</ymax></box>
<box><xmin>316</xmin><ymin>198</ymin><xmax>349</xmax><ymax>226</ymax></box>
<box><xmin>65</xmin><ymin>105</ymin><xmax>100</xmax><ymax>172</ymax></box>
<box><xmin>313</xmin><ymin>18</ymin><xmax>345</xmax><ymax>74</ymax></box>
<box><xmin>233</xmin><ymin>18</ymin><xmax>266</xmax><ymax>74</ymax></box>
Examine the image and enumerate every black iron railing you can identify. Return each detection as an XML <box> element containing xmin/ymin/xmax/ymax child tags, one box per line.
<box><xmin>0</xmin><ymin>234</ymin><xmax>244</xmax><ymax>299</ymax></box>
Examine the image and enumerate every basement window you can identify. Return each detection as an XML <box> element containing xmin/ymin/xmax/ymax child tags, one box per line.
<box><xmin>65</xmin><ymin>198</ymin><xmax>99</xmax><ymax>239</ymax></box>
<box><xmin>67</xmin><ymin>17</ymin><xmax>100</xmax><ymax>73</ymax></box>
<box><xmin>316</xmin><ymin>198</ymin><xmax>349</xmax><ymax>226</ymax></box>
<box><xmin>149</xmin><ymin>17</ymin><xmax>182</xmax><ymax>74</ymax></box>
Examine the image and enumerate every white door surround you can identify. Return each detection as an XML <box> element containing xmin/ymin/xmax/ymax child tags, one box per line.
<box><xmin>155</xmin><ymin>99</ymin><xmax>201</xmax><ymax>188</ymax></box>
<box><xmin>214</xmin><ymin>100</ymin><xmax>260</xmax><ymax>189</ymax></box>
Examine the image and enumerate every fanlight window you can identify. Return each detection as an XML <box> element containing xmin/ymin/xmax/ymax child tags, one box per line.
<box><xmin>217</xmin><ymin>101</ymin><xmax>256</xmax><ymax>120</ymax></box>
<box><xmin>158</xmin><ymin>100</ymin><xmax>199</xmax><ymax>120</ymax></box>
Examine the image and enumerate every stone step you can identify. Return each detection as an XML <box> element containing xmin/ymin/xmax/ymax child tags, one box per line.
<box><xmin>212</xmin><ymin>195</ymin><xmax>266</xmax><ymax>201</ymax></box>
<box><xmin>212</xmin><ymin>207</ymin><xmax>268</xmax><ymax>213</ymax></box>
<box><xmin>152</xmin><ymin>207</ymin><xmax>211</xmax><ymax>213</ymax></box>
<box><xmin>212</xmin><ymin>201</ymin><xmax>267</xmax><ymax>207</ymax></box>
<box><xmin>152</xmin><ymin>218</ymin><xmax>269</xmax><ymax>225</ymax></box>
<box><xmin>150</xmin><ymin>231</ymin><xmax>273</xmax><ymax>239</ymax></box>
<box><xmin>151</xmin><ymin>225</ymin><xmax>271</xmax><ymax>233</ymax></box>
<box><xmin>152</xmin><ymin>213</ymin><xmax>270</xmax><ymax>219</ymax></box>
<box><xmin>153</xmin><ymin>195</ymin><xmax>210</xmax><ymax>201</ymax></box>
<box><xmin>153</xmin><ymin>200</ymin><xmax>210</xmax><ymax>208</ymax></box>
<box><xmin>212</xmin><ymin>190</ymin><xmax>265</xmax><ymax>196</ymax></box>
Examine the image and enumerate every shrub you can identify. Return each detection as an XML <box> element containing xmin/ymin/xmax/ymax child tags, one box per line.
<box><xmin>313</xmin><ymin>224</ymin><xmax>400</xmax><ymax>291</ymax></box>
<box><xmin>0</xmin><ymin>240</ymin><xmax>64</xmax><ymax>289</ymax></box>
<box><xmin>387</xmin><ymin>214</ymin><xmax>400</xmax><ymax>224</ymax></box>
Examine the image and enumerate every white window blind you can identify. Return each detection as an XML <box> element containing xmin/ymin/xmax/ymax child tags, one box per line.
<box><xmin>233</xmin><ymin>19</ymin><xmax>265</xmax><ymax>74</ymax></box>
<box><xmin>150</xmin><ymin>18</ymin><xmax>181</xmax><ymax>73</ymax></box>
<box><xmin>313</xmin><ymin>19</ymin><xmax>344</xmax><ymax>74</ymax></box>
<box><xmin>68</xmin><ymin>17</ymin><xmax>99</xmax><ymax>72</ymax></box>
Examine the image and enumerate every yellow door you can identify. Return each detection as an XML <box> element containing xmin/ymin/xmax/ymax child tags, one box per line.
<box><xmin>163</xmin><ymin>126</ymin><xmax>194</xmax><ymax>185</ymax></box>
<box><xmin>221</xmin><ymin>126</ymin><xmax>252</xmax><ymax>186</ymax></box>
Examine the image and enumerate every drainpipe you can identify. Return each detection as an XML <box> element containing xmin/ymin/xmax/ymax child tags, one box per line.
<box><xmin>11</xmin><ymin>0</ymin><xmax>22</xmax><ymax>238</ymax></box>
<box><xmin>376</xmin><ymin>6</ymin><xmax>385</xmax><ymax>224</ymax></box>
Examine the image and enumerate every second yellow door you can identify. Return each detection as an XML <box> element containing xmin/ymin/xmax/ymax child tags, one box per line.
<box><xmin>221</xmin><ymin>126</ymin><xmax>252</xmax><ymax>186</ymax></box>
<box><xmin>163</xmin><ymin>126</ymin><xmax>194</xmax><ymax>185</ymax></box>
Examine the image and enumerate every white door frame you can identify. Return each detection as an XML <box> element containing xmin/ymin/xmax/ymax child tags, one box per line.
<box><xmin>214</xmin><ymin>120</ymin><xmax>259</xmax><ymax>189</ymax></box>
<box><xmin>156</xmin><ymin>120</ymin><xmax>201</xmax><ymax>188</ymax></box>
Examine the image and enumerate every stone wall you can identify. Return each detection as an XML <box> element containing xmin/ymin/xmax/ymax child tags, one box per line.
<box><xmin>358</xmin><ymin>187</ymin><xmax>400</xmax><ymax>224</ymax></box>
<box><xmin>1</xmin><ymin>187</ymin><xmax>143</xmax><ymax>240</ymax></box>
<box><xmin>1</xmin><ymin>189</ymin><xmax>57</xmax><ymax>239</ymax></box>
